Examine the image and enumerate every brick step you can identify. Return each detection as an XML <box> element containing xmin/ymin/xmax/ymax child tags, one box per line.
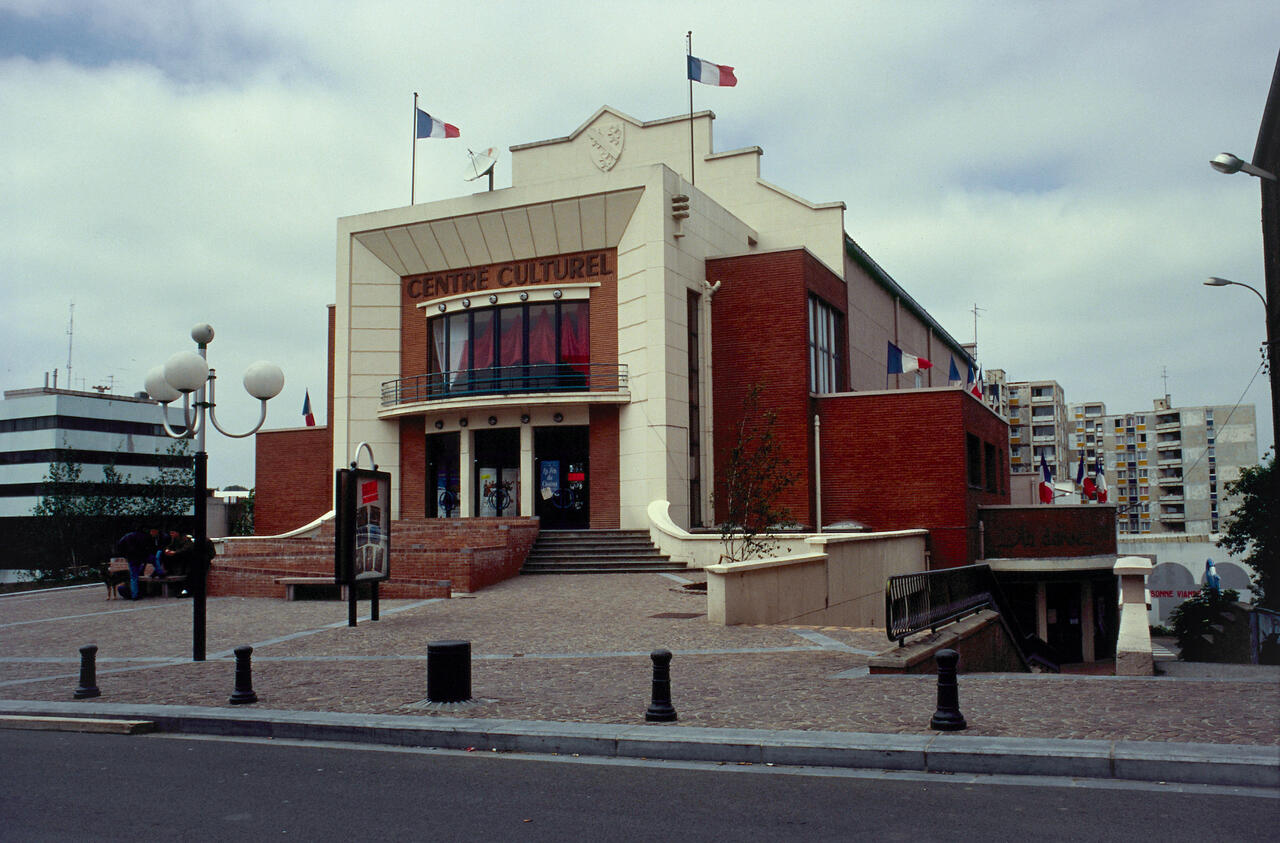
<box><xmin>521</xmin><ymin>563</ymin><xmax>687</xmax><ymax>574</ymax></box>
<box><xmin>525</xmin><ymin>544</ymin><xmax>668</xmax><ymax>556</ymax></box>
<box><xmin>521</xmin><ymin>529</ymin><xmax>678</xmax><ymax>575</ymax></box>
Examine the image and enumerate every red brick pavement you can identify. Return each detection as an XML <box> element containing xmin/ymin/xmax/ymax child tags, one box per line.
<box><xmin>1</xmin><ymin>576</ymin><xmax>1276</xmax><ymax>745</ymax></box>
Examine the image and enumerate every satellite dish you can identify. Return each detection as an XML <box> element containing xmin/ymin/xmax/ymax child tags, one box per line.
<box><xmin>464</xmin><ymin>147</ymin><xmax>499</xmax><ymax>189</ymax></box>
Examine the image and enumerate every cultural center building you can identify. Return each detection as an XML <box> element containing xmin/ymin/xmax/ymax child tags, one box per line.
<box><xmin>256</xmin><ymin>106</ymin><xmax>1014</xmax><ymax>568</ymax></box>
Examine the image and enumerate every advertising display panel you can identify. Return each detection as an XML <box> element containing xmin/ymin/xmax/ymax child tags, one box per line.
<box><xmin>335</xmin><ymin>467</ymin><xmax>391</xmax><ymax>585</ymax></box>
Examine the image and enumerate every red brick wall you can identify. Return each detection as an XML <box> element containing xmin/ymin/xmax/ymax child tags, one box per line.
<box><xmin>707</xmin><ymin>250</ymin><xmax>846</xmax><ymax>527</ymax></box>
<box><xmin>400</xmin><ymin>417</ymin><xmax>426</xmax><ymax>519</ymax></box>
<box><xmin>211</xmin><ymin>517</ymin><xmax>540</xmax><ymax>598</ymax></box>
<box><xmin>815</xmin><ymin>390</ymin><xmax>1010</xmax><ymax>567</ymax></box>
<box><xmin>589</xmin><ymin>405</ymin><xmax>620</xmax><ymax>528</ymax></box>
<box><xmin>255</xmin><ymin>426</ymin><xmax>333</xmax><ymax>535</ymax></box>
<box><xmin>979</xmin><ymin>505</ymin><xmax>1118</xmax><ymax>559</ymax></box>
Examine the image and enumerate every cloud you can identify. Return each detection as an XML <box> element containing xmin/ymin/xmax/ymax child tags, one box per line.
<box><xmin>1</xmin><ymin>0</ymin><xmax>1276</xmax><ymax>490</ymax></box>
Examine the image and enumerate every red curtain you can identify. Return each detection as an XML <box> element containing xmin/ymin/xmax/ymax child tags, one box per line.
<box><xmin>561</xmin><ymin>302</ymin><xmax>589</xmax><ymax>374</ymax></box>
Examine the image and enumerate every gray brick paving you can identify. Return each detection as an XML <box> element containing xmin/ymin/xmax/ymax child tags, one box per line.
<box><xmin>2</xmin><ymin>574</ymin><xmax>1278</xmax><ymax>751</ymax></box>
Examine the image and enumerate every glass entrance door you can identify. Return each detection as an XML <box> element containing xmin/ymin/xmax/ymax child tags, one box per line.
<box><xmin>473</xmin><ymin>428</ymin><xmax>520</xmax><ymax>517</ymax></box>
<box><xmin>534</xmin><ymin>425</ymin><xmax>589</xmax><ymax>529</ymax></box>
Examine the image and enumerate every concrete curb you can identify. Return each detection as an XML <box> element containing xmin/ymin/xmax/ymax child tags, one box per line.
<box><xmin>2</xmin><ymin>699</ymin><xmax>1276</xmax><ymax>789</ymax></box>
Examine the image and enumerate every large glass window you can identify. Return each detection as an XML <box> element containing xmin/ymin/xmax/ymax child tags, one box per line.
<box><xmin>808</xmin><ymin>296</ymin><xmax>842</xmax><ymax>394</ymax></box>
<box><xmin>427</xmin><ymin>301</ymin><xmax>590</xmax><ymax>396</ymax></box>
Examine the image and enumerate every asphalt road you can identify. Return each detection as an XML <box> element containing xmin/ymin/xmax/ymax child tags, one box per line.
<box><xmin>1</xmin><ymin>730</ymin><xmax>1274</xmax><ymax>841</ymax></box>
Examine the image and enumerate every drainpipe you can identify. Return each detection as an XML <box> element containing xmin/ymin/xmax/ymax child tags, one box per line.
<box><xmin>813</xmin><ymin>413</ymin><xmax>822</xmax><ymax>533</ymax></box>
<box><xmin>978</xmin><ymin>520</ymin><xmax>985</xmax><ymax>560</ymax></box>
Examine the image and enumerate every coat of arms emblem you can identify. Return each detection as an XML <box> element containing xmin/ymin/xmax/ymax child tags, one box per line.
<box><xmin>585</xmin><ymin>122</ymin><xmax>624</xmax><ymax>171</ymax></box>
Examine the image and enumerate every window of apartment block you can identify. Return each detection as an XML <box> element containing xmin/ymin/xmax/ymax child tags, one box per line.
<box><xmin>807</xmin><ymin>295</ymin><xmax>842</xmax><ymax>394</ymax></box>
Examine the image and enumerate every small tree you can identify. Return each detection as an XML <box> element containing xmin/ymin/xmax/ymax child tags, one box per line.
<box><xmin>231</xmin><ymin>489</ymin><xmax>255</xmax><ymax>536</ymax></box>
<box><xmin>30</xmin><ymin>455</ymin><xmax>92</xmax><ymax>571</ymax></box>
<box><xmin>1216</xmin><ymin>454</ymin><xmax>1277</xmax><ymax>610</ymax></box>
<box><xmin>718</xmin><ymin>383</ymin><xmax>796</xmax><ymax>563</ymax></box>
<box><xmin>1169</xmin><ymin>585</ymin><xmax>1246</xmax><ymax>662</ymax></box>
<box><xmin>139</xmin><ymin>439</ymin><xmax>195</xmax><ymax>522</ymax></box>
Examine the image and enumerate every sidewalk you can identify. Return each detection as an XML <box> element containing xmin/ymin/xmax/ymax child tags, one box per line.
<box><xmin>2</xmin><ymin>574</ymin><xmax>1277</xmax><ymax>787</ymax></box>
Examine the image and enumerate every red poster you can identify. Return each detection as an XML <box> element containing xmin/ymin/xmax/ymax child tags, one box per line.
<box><xmin>361</xmin><ymin>479</ymin><xmax>379</xmax><ymax>505</ymax></box>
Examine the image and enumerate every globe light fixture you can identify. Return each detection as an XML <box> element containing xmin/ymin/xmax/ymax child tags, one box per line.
<box><xmin>146</xmin><ymin>323</ymin><xmax>283</xmax><ymax>662</ymax></box>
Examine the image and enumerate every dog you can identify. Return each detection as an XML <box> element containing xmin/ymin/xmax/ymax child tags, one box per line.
<box><xmin>100</xmin><ymin>558</ymin><xmax>130</xmax><ymax>600</ymax></box>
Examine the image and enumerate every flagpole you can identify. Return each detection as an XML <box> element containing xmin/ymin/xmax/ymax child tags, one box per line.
<box><xmin>411</xmin><ymin>92</ymin><xmax>418</xmax><ymax>205</ymax></box>
<box><xmin>687</xmin><ymin>31</ymin><xmax>695</xmax><ymax>186</ymax></box>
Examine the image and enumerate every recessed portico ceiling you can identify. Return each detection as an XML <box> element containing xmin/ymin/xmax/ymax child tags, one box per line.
<box><xmin>354</xmin><ymin>188</ymin><xmax>644</xmax><ymax>276</ymax></box>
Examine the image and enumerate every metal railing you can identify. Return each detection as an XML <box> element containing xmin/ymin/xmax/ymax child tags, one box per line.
<box><xmin>885</xmin><ymin>563</ymin><xmax>1060</xmax><ymax>671</ymax></box>
<box><xmin>381</xmin><ymin>363</ymin><xmax>627</xmax><ymax>407</ymax></box>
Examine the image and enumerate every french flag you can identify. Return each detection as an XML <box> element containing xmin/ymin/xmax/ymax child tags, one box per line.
<box><xmin>415</xmin><ymin>108</ymin><xmax>460</xmax><ymax>139</ymax></box>
<box><xmin>967</xmin><ymin>365</ymin><xmax>983</xmax><ymax>399</ymax></box>
<box><xmin>302</xmin><ymin>389</ymin><xmax>315</xmax><ymax>427</ymax></box>
<box><xmin>1039</xmin><ymin>455</ymin><xmax>1054</xmax><ymax>504</ymax></box>
<box><xmin>1094</xmin><ymin>457</ymin><xmax>1108</xmax><ymax>503</ymax></box>
<box><xmin>887</xmin><ymin>341</ymin><xmax>932</xmax><ymax>374</ymax></box>
<box><xmin>687</xmin><ymin>55</ymin><xmax>737</xmax><ymax>87</ymax></box>
<box><xmin>948</xmin><ymin>358</ymin><xmax>962</xmax><ymax>386</ymax></box>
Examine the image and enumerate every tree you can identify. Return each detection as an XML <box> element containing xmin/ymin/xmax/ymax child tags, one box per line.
<box><xmin>231</xmin><ymin>489</ymin><xmax>255</xmax><ymax>536</ymax></box>
<box><xmin>30</xmin><ymin>454</ymin><xmax>93</xmax><ymax>571</ymax></box>
<box><xmin>1217</xmin><ymin>454</ymin><xmax>1278</xmax><ymax>610</ymax></box>
<box><xmin>717</xmin><ymin>383</ymin><xmax>797</xmax><ymax>563</ymax></box>
<box><xmin>140</xmin><ymin>439</ymin><xmax>195</xmax><ymax>521</ymax></box>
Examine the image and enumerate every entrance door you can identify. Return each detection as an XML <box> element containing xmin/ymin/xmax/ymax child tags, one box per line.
<box><xmin>534</xmin><ymin>425</ymin><xmax>589</xmax><ymax>529</ymax></box>
<box><xmin>426</xmin><ymin>432</ymin><xmax>460</xmax><ymax>518</ymax></box>
<box><xmin>1045</xmin><ymin>582</ymin><xmax>1084</xmax><ymax>664</ymax></box>
<box><xmin>473</xmin><ymin>428</ymin><xmax>520</xmax><ymax>517</ymax></box>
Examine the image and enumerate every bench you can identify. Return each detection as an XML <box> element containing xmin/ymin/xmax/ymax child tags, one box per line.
<box><xmin>107</xmin><ymin>559</ymin><xmax>187</xmax><ymax>598</ymax></box>
<box><xmin>275</xmin><ymin>577</ymin><xmax>349</xmax><ymax>601</ymax></box>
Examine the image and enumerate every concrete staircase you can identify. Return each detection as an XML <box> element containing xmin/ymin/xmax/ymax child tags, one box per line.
<box><xmin>520</xmin><ymin>529</ymin><xmax>683</xmax><ymax>575</ymax></box>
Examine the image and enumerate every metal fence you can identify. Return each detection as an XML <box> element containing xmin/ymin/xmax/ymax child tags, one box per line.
<box><xmin>884</xmin><ymin>562</ymin><xmax>1061</xmax><ymax>671</ymax></box>
<box><xmin>381</xmin><ymin>363</ymin><xmax>627</xmax><ymax>407</ymax></box>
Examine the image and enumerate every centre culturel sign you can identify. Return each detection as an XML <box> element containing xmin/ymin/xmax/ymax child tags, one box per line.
<box><xmin>404</xmin><ymin>249</ymin><xmax>615</xmax><ymax>302</ymax></box>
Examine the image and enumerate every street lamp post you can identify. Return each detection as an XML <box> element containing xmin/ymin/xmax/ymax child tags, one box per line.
<box><xmin>145</xmin><ymin>323</ymin><xmax>283</xmax><ymax>661</ymax></box>
<box><xmin>1204</xmin><ymin>277</ymin><xmax>1278</xmax><ymax>451</ymax></box>
<box><xmin>1210</xmin><ymin>145</ymin><xmax>1280</xmax><ymax>454</ymax></box>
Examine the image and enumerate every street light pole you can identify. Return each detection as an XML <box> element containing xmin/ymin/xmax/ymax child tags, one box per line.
<box><xmin>1204</xmin><ymin>277</ymin><xmax>1277</xmax><ymax>452</ymax></box>
<box><xmin>146</xmin><ymin>324</ymin><xmax>282</xmax><ymax>662</ymax></box>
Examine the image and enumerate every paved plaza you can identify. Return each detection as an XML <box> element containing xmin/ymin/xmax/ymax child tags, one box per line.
<box><xmin>1</xmin><ymin>573</ymin><xmax>1278</xmax><ymax>746</ymax></box>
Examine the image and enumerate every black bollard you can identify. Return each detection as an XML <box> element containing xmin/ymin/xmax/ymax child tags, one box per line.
<box><xmin>427</xmin><ymin>640</ymin><xmax>472</xmax><ymax>703</ymax></box>
<box><xmin>229</xmin><ymin>646</ymin><xmax>258</xmax><ymax>705</ymax></box>
<box><xmin>74</xmin><ymin>645</ymin><xmax>100</xmax><ymax>699</ymax></box>
<box><xmin>644</xmin><ymin>649</ymin><xmax>677</xmax><ymax>722</ymax></box>
<box><xmin>929</xmin><ymin>648</ymin><xmax>967</xmax><ymax>731</ymax></box>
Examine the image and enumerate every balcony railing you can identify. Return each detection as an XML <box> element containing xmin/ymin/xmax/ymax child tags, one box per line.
<box><xmin>381</xmin><ymin>363</ymin><xmax>628</xmax><ymax>407</ymax></box>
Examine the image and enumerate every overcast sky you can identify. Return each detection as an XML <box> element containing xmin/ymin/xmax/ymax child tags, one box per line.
<box><xmin>1</xmin><ymin>0</ymin><xmax>1276</xmax><ymax>487</ymax></box>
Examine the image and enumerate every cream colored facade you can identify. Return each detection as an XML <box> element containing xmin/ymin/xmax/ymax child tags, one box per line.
<box><xmin>333</xmin><ymin>107</ymin><xmax>847</xmax><ymax>527</ymax></box>
<box><xmin>329</xmin><ymin>106</ymin><xmax>973</xmax><ymax>530</ymax></box>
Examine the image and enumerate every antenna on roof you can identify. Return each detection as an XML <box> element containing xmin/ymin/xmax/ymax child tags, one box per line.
<box><xmin>65</xmin><ymin>301</ymin><xmax>74</xmax><ymax>386</ymax></box>
<box><xmin>463</xmin><ymin>147</ymin><xmax>499</xmax><ymax>191</ymax></box>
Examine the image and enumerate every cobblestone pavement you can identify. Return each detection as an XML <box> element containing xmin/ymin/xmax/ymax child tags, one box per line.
<box><xmin>2</xmin><ymin>575</ymin><xmax>1277</xmax><ymax>745</ymax></box>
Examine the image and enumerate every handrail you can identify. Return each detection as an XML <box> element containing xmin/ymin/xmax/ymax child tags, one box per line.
<box><xmin>381</xmin><ymin>362</ymin><xmax>628</xmax><ymax>407</ymax></box>
<box><xmin>885</xmin><ymin>563</ymin><xmax>1061</xmax><ymax>672</ymax></box>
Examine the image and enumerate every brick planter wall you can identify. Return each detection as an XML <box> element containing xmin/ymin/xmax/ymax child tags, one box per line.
<box><xmin>209</xmin><ymin>517</ymin><xmax>540</xmax><ymax>599</ymax></box>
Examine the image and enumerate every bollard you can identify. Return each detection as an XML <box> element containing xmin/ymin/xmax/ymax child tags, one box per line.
<box><xmin>74</xmin><ymin>645</ymin><xmax>100</xmax><ymax>699</ymax></box>
<box><xmin>229</xmin><ymin>646</ymin><xmax>258</xmax><ymax>705</ymax></box>
<box><xmin>929</xmin><ymin>648</ymin><xmax>967</xmax><ymax>731</ymax></box>
<box><xmin>644</xmin><ymin>649</ymin><xmax>677</xmax><ymax>722</ymax></box>
<box><xmin>427</xmin><ymin>640</ymin><xmax>472</xmax><ymax>703</ymax></box>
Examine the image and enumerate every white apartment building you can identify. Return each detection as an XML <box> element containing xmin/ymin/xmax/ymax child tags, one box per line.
<box><xmin>1070</xmin><ymin>396</ymin><xmax>1257</xmax><ymax>535</ymax></box>
<box><xmin>1005</xmin><ymin>378</ymin><xmax>1072</xmax><ymax>481</ymax></box>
